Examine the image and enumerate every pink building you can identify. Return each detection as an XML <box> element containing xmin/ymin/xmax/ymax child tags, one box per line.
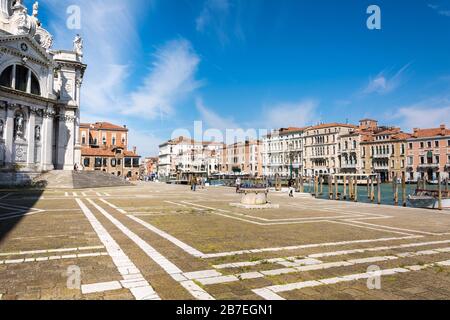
<box><xmin>406</xmin><ymin>125</ymin><xmax>450</xmax><ymax>181</ymax></box>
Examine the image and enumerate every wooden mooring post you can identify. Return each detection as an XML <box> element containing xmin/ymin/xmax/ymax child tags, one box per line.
<box><xmin>367</xmin><ymin>177</ymin><xmax>370</xmax><ymax>199</ymax></box>
<box><xmin>320</xmin><ymin>176</ymin><xmax>324</xmax><ymax>195</ymax></box>
<box><xmin>328</xmin><ymin>175</ymin><xmax>333</xmax><ymax>200</ymax></box>
<box><xmin>394</xmin><ymin>174</ymin><xmax>399</xmax><ymax>206</ymax></box>
<box><xmin>343</xmin><ymin>175</ymin><xmax>347</xmax><ymax>200</ymax></box>
<box><xmin>300</xmin><ymin>175</ymin><xmax>304</xmax><ymax>193</ymax></box>
<box><xmin>438</xmin><ymin>173</ymin><xmax>442</xmax><ymax>211</ymax></box>
<box><xmin>314</xmin><ymin>176</ymin><xmax>318</xmax><ymax>197</ymax></box>
<box><xmin>402</xmin><ymin>173</ymin><xmax>407</xmax><ymax>207</ymax></box>
<box><xmin>334</xmin><ymin>175</ymin><xmax>339</xmax><ymax>200</ymax></box>
<box><xmin>354</xmin><ymin>176</ymin><xmax>358</xmax><ymax>202</ymax></box>
<box><xmin>377</xmin><ymin>174</ymin><xmax>381</xmax><ymax>205</ymax></box>
<box><xmin>349</xmin><ymin>176</ymin><xmax>353</xmax><ymax>200</ymax></box>
<box><xmin>370</xmin><ymin>176</ymin><xmax>375</xmax><ymax>203</ymax></box>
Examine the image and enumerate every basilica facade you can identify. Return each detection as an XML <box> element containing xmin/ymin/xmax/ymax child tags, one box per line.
<box><xmin>0</xmin><ymin>0</ymin><xmax>86</xmax><ymax>172</ymax></box>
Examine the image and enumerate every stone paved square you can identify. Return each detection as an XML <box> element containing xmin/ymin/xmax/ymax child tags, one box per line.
<box><xmin>1</xmin><ymin>182</ymin><xmax>450</xmax><ymax>300</ymax></box>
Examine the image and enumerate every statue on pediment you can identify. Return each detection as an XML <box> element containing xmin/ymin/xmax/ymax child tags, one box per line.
<box><xmin>73</xmin><ymin>34</ymin><xmax>83</xmax><ymax>55</ymax></box>
<box><xmin>32</xmin><ymin>1</ymin><xmax>38</xmax><ymax>18</ymax></box>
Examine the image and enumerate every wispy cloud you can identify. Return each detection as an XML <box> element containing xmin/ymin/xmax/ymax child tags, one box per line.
<box><xmin>260</xmin><ymin>100</ymin><xmax>319</xmax><ymax>130</ymax></box>
<box><xmin>362</xmin><ymin>64</ymin><xmax>411</xmax><ymax>95</ymax></box>
<box><xmin>428</xmin><ymin>3</ymin><xmax>450</xmax><ymax>17</ymax></box>
<box><xmin>196</xmin><ymin>0</ymin><xmax>245</xmax><ymax>45</ymax></box>
<box><xmin>124</xmin><ymin>39</ymin><xmax>204</xmax><ymax>120</ymax></box>
<box><xmin>389</xmin><ymin>96</ymin><xmax>450</xmax><ymax>130</ymax></box>
<box><xmin>44</xmin><ymin>0</ymin><xmax>146</xmax><ymax>114</ymax></box>
<box><xmin>195</xmin><ymin>97</ymin><xmax>238</xmax><ymax>130</ymax></box>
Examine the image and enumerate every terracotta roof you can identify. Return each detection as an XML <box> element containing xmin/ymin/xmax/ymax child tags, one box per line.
<box><xmin>392</xmin><ymin>133</ymin><xmax>412</xmax><ymax>140</ymax></box>
<box><xmin>124</xmin><ymin>150</ymin><xmax>139</xmax><ymax>157</ymax></box>
<box><xmin>359</xmin><ymin>119</ymin><xmax>378</xmax><ymax>122</ymax></box>
<box><xmin>306</xmin><ymin>123</ymin><xmax>357</xmax><ymax>130</ymax></box>
<box><xmin>279</xmin><ymin>127</ymin><xmax>309</xmax><ymax>135</ymax></box>
<box><xmin>82</xmin><ymin>147</ymin><xmax>139</xmax><ymax>157</ymax></box>
<box><xmin>374</xmin><ymin>128</ymin><xmax>402</xmax><ymax>136</ymax></box>
<box><xmin>411</xmin><ymin>126</ymin><xmax>450</xmax><ymax>138</ymax></box>
<box><xmin>80</xmin><ymin>122</ymin><xmax>128</xmax><ymax>132</ymax></box>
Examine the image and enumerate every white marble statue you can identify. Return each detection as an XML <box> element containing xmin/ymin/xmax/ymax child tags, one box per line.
<box><xmin>16</xmin><ymin>9</ymin><xmax>28</xmax><ymax>35</ymax></box>
<box><xmin>73</xmin><ymin>34</ymin><xmax>83</xmax><ymax>55</ymax></box>
<box><xmin>14</xmin><ymin>113</ymin><xmax>24</xmax><ymax>138</ymax></box>
<box><xmin>0</xmin><ymin>119</ymin><xmax>4</xmax><ymax>138</ymax></box>
<box><xmin>35</xmin><ymin>125</ymin><xmax>40</xmax><ymax>141</ymax></box>
<box><xmin>32</xmin><ymin>1</ymin><xmax>38</xmax><ymax>17</ymax></box>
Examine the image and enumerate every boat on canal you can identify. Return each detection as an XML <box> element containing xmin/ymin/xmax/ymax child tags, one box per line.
<box><xmin>408</xmin><ymin>189</ymin><xmax>450</xmax><ymax>210</ymax></box>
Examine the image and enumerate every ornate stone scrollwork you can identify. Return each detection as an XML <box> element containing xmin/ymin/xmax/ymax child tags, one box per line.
<box><xmin>11</xmin><ymin>1</ymin><xmax>37</xmax><ymax>37</ymax></box>
<box><xmin>34</xmin><ymin>26</ymin><xmax>53</xmax><ymax>50</ymax></box>
<box><xmin>43</xmin><ymin>107</ymin><xmax>55</xmax><ymax>118</ymax></box>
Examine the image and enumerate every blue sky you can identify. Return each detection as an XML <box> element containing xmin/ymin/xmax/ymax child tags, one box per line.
<box><xmin>32</xmin><ymin>0</ymin><xmax>450</xmax><ymax>156</ymax></box>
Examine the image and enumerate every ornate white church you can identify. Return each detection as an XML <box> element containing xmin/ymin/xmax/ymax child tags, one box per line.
<box><xmin>0</xmin><ymin>0</ymin><xmax>86</xmax><ymax>172</ymax></box>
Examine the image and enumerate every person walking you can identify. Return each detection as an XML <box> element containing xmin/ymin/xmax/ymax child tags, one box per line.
<box><xmin>191</xmin><ymin>175</ymin><xmax>197</xmax><ymax>192</ymax></box>
<box><xmin>288</xmin><ymin>179</ymin><xmax>295</xmax><ymax>198</ymax></box>
<box><xmin>235</xmin><ymin>177</ymin><xmax>241</xmax><ymax>193</ymax></box>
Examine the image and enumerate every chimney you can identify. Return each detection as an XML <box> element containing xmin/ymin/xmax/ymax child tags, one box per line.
<box><xmin>441</xmin><ymin>124</ymin><xmax>446</xmax><ymax>135</ymax></box>
<box><xmin>133</xmin><ymin>146</ymin><xmax>137</xmax><ymax>154</ymax></box>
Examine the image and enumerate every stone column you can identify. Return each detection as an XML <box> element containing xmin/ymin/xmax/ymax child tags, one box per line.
<box><xmin>41</xmin><ymin>106</ymin><xmax>55</xmax><ymax>171</ymax></box>
<box><xmin>73</xmin><ymin>107</ymin><xmax>81</xmax><ymax>167</ymax></box>
<box><xmin>27</xmin><ymin>107</ymin><xmax>36</xmax><ymax>168</ymax></box>
<box><xmin>57</xmin><ymin>109</ymin><xmax>76</xmax><ymax>171</ymax></box>
<box><xmin>4</xmin><ymin>105</ymin><xmax>15</xmax><ymax>166</ymax></box>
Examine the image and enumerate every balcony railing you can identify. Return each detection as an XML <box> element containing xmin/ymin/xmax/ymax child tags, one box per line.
<box><xmin>418</xmin><ymin>163</ymin><xmax>439</xmax><ymax>169</ymax></box>
<box><xmin>372</xmin><ymin>154</ymin><xmax>390</xmax><ymax>159</ymax></box>
<box><xmin>341</xmin><ymin>163</ymin><xmax>357</xmax><ymax>169</ymax></box>
<box><xmin>373</xmin><ymin>163</ymin><xmax>389</xmax><ymax>170</ymax></box>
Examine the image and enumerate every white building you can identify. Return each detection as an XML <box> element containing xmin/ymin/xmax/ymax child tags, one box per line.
<box><xmin>262</xmin><ymin>127</ymin><xmax>306</xmax><ymax>177</ymax></box>
<box><xmin>158</xmin><ymin>136</ymin><xmax>222</xmax><ymax>179</ymax></box>
<box><xmin>0</xmin><ymin>0</ymin><xmax>86</xmax><ymax>171</ymax></box>
<box><xmin>303</xmin><ymin>123</ymin><xmax>357</xmax><ymax>176</ymax></box>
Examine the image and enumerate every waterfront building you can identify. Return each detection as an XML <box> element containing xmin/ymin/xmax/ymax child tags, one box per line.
<box><xmin>80</xmin><ymin>122</ymin><xmax>140</xmax><ymax>180</ymax></box>
<box><xmin>262</xmin><ymin>127</ymin><xmax>306</xmax><ymax>177</ymax></box>
<box><xmin>406</xmin><ymin>125</ymin><xmax>450</xmax><ymax>181</ymax></box>
<box><xmin>158</xmin><ymin>136</ymin><xmax>223</xmax><ymax>180</ymax></box>
<box><xmin>142</xmin><ymin>156</ymin><xmax>158</xmax><ymax>178</ymax></box>
<box><xmin>219</xmin><ymin>140</ymin><xmax>262</xmax><ymax>177</ymax></box>
<box><xmin>303</xmin><ymin>123</ymin><xmax>357</xmax><ymax>176</ymax></box>
<box><xmin>0</xmin><ymin>0</ymin><xmax>86</xmax><ymax>171</ymax></box>
<box><xmin>361</xmin><ymin>127</ymin><xmax>410</xmax><ymax>182</ymax></box>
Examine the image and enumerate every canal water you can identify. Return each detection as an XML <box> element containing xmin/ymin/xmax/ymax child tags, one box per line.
<box><xmin>208</xmin><ymin>179</ymin><xmax>444</xmax><ymax>208</ymax></box>
<box><xmin>308</xmin><ymin>183</ymin><xmax>440</xmax><ymax>208</ymax></box>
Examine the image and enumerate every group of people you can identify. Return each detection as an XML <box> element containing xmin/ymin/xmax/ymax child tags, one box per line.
<box><xmin>190</xmin><ymin>176</ymin><xmax>207</xmax><ymax>192</ymax></box>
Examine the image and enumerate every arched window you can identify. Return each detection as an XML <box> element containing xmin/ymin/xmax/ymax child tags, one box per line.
<box><xmin>31</xmin><ymin>72</ymin><xmax>40</xmax><ymax>95</ymax></box>
<box><xmin>0</xmin><ymin>64</ymin><xmax>41</xmax><ymax>96</ymax></box>
<box><xmin>0</xmin><ymin>65</ymin><xmax>13</xmax><ymax>87</ymax></box>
